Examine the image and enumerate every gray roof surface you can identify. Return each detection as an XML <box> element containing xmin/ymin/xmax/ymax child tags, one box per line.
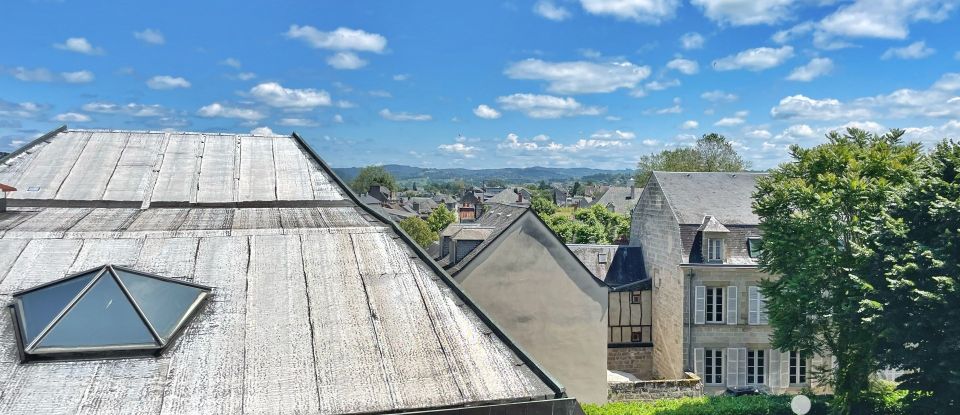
<box><xmin>485</xmin><ymin>188</ymin><xmax>529</xmax><ymax>205</ymax></box>
<box><xmin>0</xmin><ymin>128</ymin><xmax>556</xmax><ymax>414</ymax></box>
<box><xmin>567</xmin><ymin>244</ymin><xmax>647</xmax><ymax>288</ymax></box>
<box><xmin>652</xmin><ymin>171</ymin><xmax>767</xmax><ymax>225</ymax></box>
<box><xmin>593</xmin><ymin>186</ymin><xmax>640</xmax><ymax>215</ymax></box>
<box><xmin>440</xmin><ymin>203</ymin><xmax>528</xmax><ymax>274</ymax></box>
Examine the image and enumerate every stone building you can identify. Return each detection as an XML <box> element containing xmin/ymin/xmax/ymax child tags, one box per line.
<box><xmin>630</xmin><ymin>172</ymin><xmax>812</xmax><ymax>393</ymax></box>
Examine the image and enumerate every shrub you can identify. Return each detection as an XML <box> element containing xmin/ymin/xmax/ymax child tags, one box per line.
<box><xmin>582</xmin><ymin>395</ymin><xmax>831</xmax><ymax>415</ymax></box>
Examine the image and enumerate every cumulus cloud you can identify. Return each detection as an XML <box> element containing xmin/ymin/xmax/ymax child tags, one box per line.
<box><xmin>326</xmin><ymin>51</ymin><xmax>368</xmax><ymax>69</ymax></box>
<box><xmin>496</xmin><ymin>93</ymin><xmax>604</xmax><ymax>118</ymax></box>
<box><xmin>817</xmin><ymin>0</ymin><xmax>954</xmax><ymax>41</ymax></box>
<box><xmin>221</xmin><ymin>58</ymin><xmax>242</xmax><ymax>68</ymax></box>
<box><xmin>133</xmin><ymin>29</ymin><xmax>165</xmax><ymax>45</ymax></box>
<box><xmin>772</xmin><ymin>21</ymin><xmax>815</xmax><ymax>44</ymax></box>
<box><xmin>713</xmin><ymin>46</ymin><xmax>794</xmax><ymax>71</ymax></box>
<box><xmin>379</xmin><ymin>108</ymin><xmax>432</xmax><ymax>121</ymax></box>
<box><xmin>473</xmin><ymin>104</ymin><xmax>502</xmax><ymax>119</ymax></box>
<box><xmin>579</xmin><ymin>0</ymin><xmax>681</xmax><ymax>24</ymax></box>
<box><xmin>701</xmin><ymin>90</ymin><xmax>738</xmax><ymax>102</ymax></box>
<box><xmin>278</xmin><ymin>118</ymin><xmax>319</xmax><ymax>127</ymax></box>
<box><xmin>53</xmin><ymin>37</ymin><xmax>104</xmax><ymax>55</ymax></box>
<box><xmin>82</xmin><ymin>102</ymin><xmax>168</xmax><ymax>117</ymax></box>
<box><xmin>666</xmin><ymin>57</ymin><xmax>699</xmax><ymax>75</ymax></box>
<box><xmin>645</xmin><ymin>78</ymin><xmax>681</xmax><ymax>91</ymax></box>
<box><xmin>534</xmin><ymin>0</ymin><xmax>572</xmax><ymax>21</ymax></box>
<box><xmin>680</xmin><ymin>32</ymin><xmax>704</xmax><ymax>49</ymax></box>
<box><xmin>714</xmin><ymin>111</ymin><xmax>748</xmax><ymax>126</ymax></box>
<box><xmin>682</xmin><ymin>120</ymin><xmax>699</xmax><ymax>129</ymax></box>
<box><xmin>645</xmin><ymin>97</ymin><xmax>683</xmax><ymax>114</ymax></box>
<box><xmin>745</xmin><ymin>129</ymin><xmax>772</xmax><ymax>139</ymax></box>
<box><xmin>773</xmin><ymin>124</ymin><xmax>817</xmax><ymax>140</ymax></box>
<box><xmin>146</xmin><ymin>75</ymin><xmax>191</xmax><ymax>90</ymax></box>
<box><xmin>228</xmin><ymin>72</ymin><xmax>257</xmax><ymax>81</ymax></box>
<box><xmin>197</xmin><ymin>103</ymin><xmax>265</xmax><ymax>121</ymax></box>
<box><xmin>438</xmin><ymin>140</ymin><xmax>479</xmax><ymax>158</ymax></box>
<box><xmin>786</xmin><ymin>57</ymin><xmax>833</xmax><ymax>82</ymax></box>
<box><xmin>250</xmin><ymin>126</ymin><xmax>276</xmax><ymax>135</ymax></box>
<box><xmin>504</xmin><ymin>58</ymin><xmax>651</xmax><ymax>94</ymax></box>
<box><xmin>770</xmin><ymin>95</ymin><xmax>871</xmax><ymax>120</ymax></box>
<box><xmin>589</xmin><ymin>129</ymin><xmax>636</xmax><ymax>140</ymax></box>
<box><xmin>332</xmin><ymin>114</ymin><xmax>344</xmax><ymax>123</ymax></box>
<box><xmin>9</xmin><ymin>67</ymin><xmax>54</xmax><ymax>82</ymax></box>
<box><xmin>249</xmin><ymin>82</ymin><xmax>331</xmax><ymax>109</ymax></box>
<box><xmin>691</xmin><ymin>0</ymin><xmax>796</xmax><ymax>26</ymax></box>
<box><xmin>881</xmin><ymin>41</ymin><xmax>936</xmax><ymax>60</ymax></box>
<box><xmin>285</xmin><ymin>25</ymin><xmax>387</xmax><ymax>52</ymax></box>
<box><xmin>61</xmin><ymin>70</ymin><xmax>94</xmax><ymax>83</ymax></box>
<box><xmin>0</xmin><ymin>100</ymin><xmax>45</xmax><ymax>123</ymax></box>
<box><xmin>54</xmin><ymin>112</ymin><xmax>91</xmax><ymax>122</ymax></box>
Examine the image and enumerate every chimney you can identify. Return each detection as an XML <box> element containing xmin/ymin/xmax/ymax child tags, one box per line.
<box><xmin>0</xmin><ymin>183</ymin><xmax>16</xmax><ymax>213</ymax></box>
<box><xmin>628</xmin><ymin>178</ymin><xmax>636</xmax><ymax>199</ymax></box>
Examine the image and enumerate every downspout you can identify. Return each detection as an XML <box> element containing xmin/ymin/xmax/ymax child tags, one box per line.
<box><xmin>686</xmin><ymin>268</ymin><xmax>695</xmax><ymax>372</ymax></box>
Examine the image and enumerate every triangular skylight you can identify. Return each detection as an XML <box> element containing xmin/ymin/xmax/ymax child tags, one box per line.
<box><xmin>9</xmin><ymin>265</ymin><xmax>211</xmax><ymax>361</ymax></box>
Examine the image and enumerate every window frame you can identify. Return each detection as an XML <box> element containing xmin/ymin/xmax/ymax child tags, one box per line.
<box><xmin>747</xmin><ymin>237</ymin><xmax>762</xmax><ymax>258</ymax></box>
<box><xmin>747</xmin><ymin>349</ymin><xmax>766</xmax><ymax>385</ymax></box>
<box><xmin>598</xmin><ymin>252</ymin><xmax>608</xmax><ymax>264</ymax></box>
<box><xmin>630</xmin><ymin>292</ymin><xmax>642</xmax><ymax>304</ymax></box>
<box><xmin>704</xmin><ymin>349</ymin><xmax>724</xmax><ymax>385</ymax></box>
<box><xmin>707</xmin><ymin>238</ymin><xmax>724</xmax><ymax>262</ymax></box>
<box><xmin>705</xmin><ymin>286</ymin><xmax>724</xmax><ymax>323</ymax></box>
<box><xmin>789</xmin><ymin>351</ymin><xmax>807</xmax><ymax>385</ymax></box>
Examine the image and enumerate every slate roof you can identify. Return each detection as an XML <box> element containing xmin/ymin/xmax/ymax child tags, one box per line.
<box><xmin>0</xmin><ymin>128</ymin><xmax>560</xmax><ymax>414</ymax></box>
<box><xmin>567</xmin><ymin>244</ymin><xmax>647</xmax><ymax>289</ymax></box>
<box><xmin>593</xmin><ymin>186</ymin><xmax>640</xmax><ymax>215</ymax></box>
<box><xmin>440</xmin><ymin>203</ymin><xmax>528</xmax><ymax>274</ymax></box>
<box><xmin>486</xmin><ymin>187</ymin><xmax>529</xmax><ymax>205</ymax></box>
<box><xmin>652</xmin><ymin>171</ymin><xmax>767</xmax><ymax>225</ymax></box>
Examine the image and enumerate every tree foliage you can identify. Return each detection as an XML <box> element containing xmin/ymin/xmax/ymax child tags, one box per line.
<box><xmin>398</xmin><ymin>216</ymin><xmax>437</xmax><ymax>248</ymax></box>
<box><xmin>541</xmin><ymin>204</ymin><xmax>629</xmax><ymax>244</ymax></box>
<box><xmin>350</xmin><ymin>165</ymin><xmax>397</xmax><ymax>194</ymax></box>
<box><xmin>867</xmin><ymin>140</ymin><xmax>960</xmax><ymax>414</ymax></box>
<box><xmin>531</xmin><ymin>196</ymin><xmax>557</xmax><ymax>216</ymax></box>
<box><xmin>426</xmin><ymin>204</ymin><xmax>456</xmax><ymax>234</ymax></box>
<box><xmin>753</xmin><ymin>128</ymin><xmax>922</xmax><ymax>414</ymax></box>
<box><xmin>635</xmin><ymin>133</ymin><xmax>751</xmax><ymax>184</ymax></box>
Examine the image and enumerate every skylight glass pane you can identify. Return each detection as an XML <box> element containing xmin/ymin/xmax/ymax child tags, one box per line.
<box><xmin>36</xmin><ymin>274</ymin><xmax>157</xmax><ymax>350</ymax></box>
<box><xmin>115</xmin><ymin>270</ymin><xmax>205</xmax><ymax>341</ymax></box>
<box><xmin>17</xmin><ymin>271</ymin><xmax>97</xmax><ymax>344</ymax></box>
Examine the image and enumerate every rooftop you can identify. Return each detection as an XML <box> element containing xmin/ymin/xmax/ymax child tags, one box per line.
<box><xmin>652</xmin><ymin>171</ymin><xmax>767</xmax><ymax>225</ymax></box>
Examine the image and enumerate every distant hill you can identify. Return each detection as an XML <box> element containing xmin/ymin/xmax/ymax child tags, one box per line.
<box><xmin>334</xmin><ymin>164</ymin><xmax>634</xmax><ymax>185</ymax></box>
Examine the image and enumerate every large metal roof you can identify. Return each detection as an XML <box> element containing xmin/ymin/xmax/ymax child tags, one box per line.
<box><xmin>0</xmin><ymin>128</ymin><xmax>563</xmax><ymax>414</ymax></box>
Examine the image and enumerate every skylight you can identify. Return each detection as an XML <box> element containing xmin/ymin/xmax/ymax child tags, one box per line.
<box><xmin>9</xmin><ymin>265</ymin><xmax>210</xmax><ymax>361</ymax></box>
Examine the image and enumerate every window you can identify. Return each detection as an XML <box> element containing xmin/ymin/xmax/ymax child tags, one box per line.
<box><xmin>10</xmin><ymin>265</ymin><xmax>211</xmax><ymax>362</ymax></box>
<box><xmin>598</xmin><ymin>252</ymin><xmax>608</xmax><ymax>263</ymax></box>
<box><xmin>705</xmin><ymin>287</ymin><xmax>724</xmax><ymax>323</ymax></box>
<box><xmin>704</xmin><ymin>349</ymin><xmax>724</xmax><ymax>384</ymax></box>
<box><xmin>707</xmin><ymin>238</ymin><xmax>723</xmax><ymax>262</ymax></box>
<box><xmin>789</xmin><ymin>351</ymin><xmax>807</xmax><ymax>384</ymax></box>
<box><xmin>630</xmin><ymin>292</ymin><xmax>642</xmax><ymax>304</ymax></box>
<box><xmin>748</xmin><ymin>238</ymin><xmax>763</xmax><ymax>258</ymax></box>
<box><xmin>747</xmin><ymin>350</ymin><xmax>766</xmax><ymax>385</ymax></box>
<box><xmin>630</xmin><ymin>331</ymin><xmax>643</xmax><ymax>342</ymax></box>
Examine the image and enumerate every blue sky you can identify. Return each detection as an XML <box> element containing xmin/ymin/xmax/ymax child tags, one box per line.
<box><xmin>1</xmin><ymin>0</ymin><xmax>958</xmax><ymax>170</ymax></box>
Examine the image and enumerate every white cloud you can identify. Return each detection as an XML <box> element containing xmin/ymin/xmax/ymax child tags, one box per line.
<box><xmin>745</xmin><ymin>129</ymin><xmax>772</xmax><ymax>139</ymax></box>
<box><xmin>82</xmin><ymin>102</ymin><xmax>167</xmax><ymax>117</ymax></box>
<box><xmin>666</xmin><ymin>57</ymin><xmax>699</xmax><ymax>75</ymax></box>
<box><xmin>393</xmin><ymin>74</ymin><xmax>410</xmax><ymax>81</ymax></box>
<box><xmin>504</xmin><ymin>58</ymin><xmax>651</xmax><ymax>94</ymax></box>
<box><xmin>0</xmin><ymin>100</ymin><xmax>44</xmax><ymax>120</ymax></box>
<box><xmin>326</xmin><ymin>51</ymin><xmax>368</xmax><ymax>69</ymax></box>
<box><xmin>534</xmin><ymin>0</ymin><xmax>572</xmax><ymax>21</ymax></box>
<box><xmin>285</xmin><ymin>25</ymin><xmax>387</xmax><ymax>52</ymax></box>
<box><xmin>9</xmin><ymin>67</ymin><xmax>54</xmax><ymax>82</ymax></box>
<box><xmin>701</xmin><ymin>90</ymin><xmax>738</xmax><ymax>102</ymax></box>
<box><xmin>54</xmin><ymin>112</ymin><xmax>91</xmax><ymax>122</ymax></box>
<box><xmin>713</xmin><ymin>46</ymin><xmax>794</xmax><ymax>71</ymax></box>
<box><xmin>773</xmin><ymin>124</ymin><xmax>817</xmax><ymax>141</ymax></box>
<box><xmin>691</xmin><ymin>0</ymin><xmax>796</xmax><ymax>26</ymax></box>
<box><xmin>221</xmin><ymin>58</ymin><xmax>242</xmax><ymax>68</ymax></box>
<box><xmin>714</xmin><ymin>116</ymin><xmax>745</xmax><ymax>126</ymax></box>
<box><xmin>229</xmin><ymin>72</ymin><xmax>257</xmax><ymax>81</ymax></box>
<box><xmin>647</xmin><ymin>97</ymin><xmax>683</xmax><ymax>114</ymax></box>
<box><xmin>882</xmin><ymin>41</ymin><xmax>936</xmax><ymax>60</ymax></box>
<box><xmin>786</xmin><ymin>57</ymin><xmax>833</xmax><ymax>82</ymax></box>
<box><xmin>681</xmin><ymin>120</ymin><xmax>699</xmax><ymax>129</ymax></box>
<box><xmin>817</xmin><ymin>0</ymin><xmax>954</xmax><ymax>41</ymax></box>
<box><xmin>249</xmin><ymin>82</ymin><xmax>331</xmax><ymax>109</ymax></box>
<box><xmin>645</xmin><ymin>78</ymin><xmax>681</xmax><ymax>91</ymax></box>
<box><xmin>770</xmin><ymin>95</ymin><xmax>871</xmax><ymax>120</ymax></box>
<box><xmin>579</xmin><ymin>0</ymin><xmax>680</xmax><ymax>24</ymax></box>
<box><xmin>332</xmin><ymin>114</ymin><xmax>344</xmax><ymax>123</ymax></box>
<box><xmin>250</xmin><ymin>126</ymin><xmax>276</xmax><ymax>135</ymax></box>
<box><xmin>133</xmin><ymin>29</ymin><xmax>165</xmax><ymax>45</ymax></box>
<box><xmin>146</xmin><ymin>75</ymin><xmax>191</xmax><ymax>90</ymax></box>
<box><xmin>61</xmin><ymin>70</ymin><xmax>94</xmax><ymax>83</ymax></box>
<box><xmin>438</xmin><ymin>142</ymin><xmax>479</xmax><ymax>158</ymax></box>
<box><xmin>903</xmin><ymin>119</ymin><xmax>960</xmax><ymax>144</ymax></box>
<box><xmin>278</xmin><ymin>118</ymin><xmax>318</xmax><ymax>127</ymax></box>
<box><xmin>53</xmin><ymin>37</ymin><xmax>104</xmax><ymax>55</ymax></box>
<box><xmin>379</xmin><ymin>108</ymin><xmax>432</xmax><ymax>121</ymax></box>
<box><xmin>772</xmin><ymin>21</ymin><xmax>814</xmax><ymax>44</ymax></box>
<box><xmin>473</xmin><ymin>104</ymin><xmax>502</xmax><ymax>119</ymax></box>
<box><xmin>680</xmin><ymin>32</ymin><xmax>704</xmax><ymax>49</ymax></box>
<box><xmin>369</xmin><ymin>90</ymin><xmax>392</xmax><ymax>98</ymax></box>
<box><xmin>197</xmin><ymin>103</ymin><xmax>265</xmax><ymax>121</ymax></box>
<box><xmin>590</xmin><ymin>129</ymin><xmax>636</xmax><ymax>140</ymax></box>
<box><xmin>496</xmin><ymin>93</ymin><xmax>604</xmax><ymax>118</ymax></box>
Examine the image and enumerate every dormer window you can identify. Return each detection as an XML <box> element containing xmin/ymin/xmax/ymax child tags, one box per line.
<box><xmin>9</xmin><ymin>265</ymin><xmax>210</xmax><ymax>362</ymax></box>
<box><xmin>707</xmin><ymin>238</ymin><xmax>723</xmax><ymax>262</ymax></box>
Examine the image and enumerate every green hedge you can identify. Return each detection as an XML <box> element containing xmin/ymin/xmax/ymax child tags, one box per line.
<box><xmin>582</xmin><ymin>395</ymin><xmax>830</xmax><ymax>415</ymax></box>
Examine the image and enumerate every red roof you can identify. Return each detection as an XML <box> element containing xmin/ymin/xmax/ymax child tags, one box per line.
<box><xmin>0</xmin><ymin>183</ymin><xmax>16</xmax><ymax>192</ymax></box>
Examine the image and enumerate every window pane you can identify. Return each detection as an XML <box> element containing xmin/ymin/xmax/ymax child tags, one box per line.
<box><xmin>37</xmin><ymin>274</ymin><xmax>157</xmax><ymax>350</ymax></box>
<box><xmin>17</xmin><ymin>271</ymin><xmax>97</xmax><ymax>344</ymax></box>
<box><xmin>115</xmin><ymin>270</ymin><xmax>205</xmax><ymax>341</ymax></box>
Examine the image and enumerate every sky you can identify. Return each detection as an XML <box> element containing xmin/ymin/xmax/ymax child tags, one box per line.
<box><xmin>1</xmin><ymin>0</ymin><xmax>959</xmax><ymax>170</ymax></box>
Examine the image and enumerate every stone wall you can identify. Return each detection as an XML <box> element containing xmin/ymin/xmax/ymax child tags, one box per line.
<box><xmin>608</xmin><ymin>346</ymin><xmax>653</xmax><ymax>379</ymax></box>
<box><xmin>609</xmin><ymin>372</ymin><xmax>703</xmax><ymax>402</ymax></box>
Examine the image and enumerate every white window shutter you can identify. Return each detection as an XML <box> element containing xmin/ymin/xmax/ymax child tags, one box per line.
<box><xmin>694</xmin><ymin>286</ymin><xmax>706</xmax><ymax>325</ymax></box>
<box><xmin>694</xmin><ymin>348</ymin><xmax>704</xmax><ymax>379</ymax></box>
<box><xmin>780</xmin><ymin>350</ymin><xmax>791</xmax><ymax>387</ymax></box>
<box><xmin>726</xmin><ymin>285</ymin><xmax>738</xmax><ymax>325</ymax></box>
<box><xmin>738</xmin><ymin>348</ymin><xmax>747</xmax><ymax>386</ymax></box>
<box><xmin>768</xmin><ymin>349</ymin><xmax>780</xmax><ymax>389</ymax></box>
<box><xmin>748</xmin><ymin>286</ymin><xmax>759</xmax><ymax>325</ymax></box>
<box><xmin>759</xmin><ymin>292</ymin><xmax>769</xmax><ymax>325</ymax></box>
<box><xmin>726</xmin><ymin>347</ymin><xmax>739</xmax><ymax>386</ymax></box>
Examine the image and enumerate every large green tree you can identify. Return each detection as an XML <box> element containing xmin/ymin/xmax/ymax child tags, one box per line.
<box><xmin>426</xmin><ymin>204</ymin><xmax>456</xmax><ymax>234</ymax></box>
<box><xmin>753</xmin><ymin>128</ymin><xmax>922</xmax><ymax>414</ymax></box>
<box><xmin>867</xmin><ymin>140</ymin><xmax>960</xmax><ymax>414</ymax></box>
<box><xmin>635</xmin><ymin>133</ymin><xmax>751</xmax><ymax>184</ymax></box>
<box><xmin>350</xmin><ymin>165</ymin><xmax>397</xmax><ymax>194</ymax></box>
<box><xmin>543</xmin><ymin>204</ymin><xmax>629</xmax><ymax>244</ymax></box>
<box><xmin>398</xmin><ymin>216</ymin><xmax>437</xmax><ymax>248</ymax></box>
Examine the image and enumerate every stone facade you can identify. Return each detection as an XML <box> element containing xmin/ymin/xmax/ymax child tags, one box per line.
<box><xmin>608</xmin><ymin>346</ymin><xmax>653</xmax><ymax>379</ymax></box>
<box><xmin>608</xmin><ymin>372</ymin><xmax>703</xmax><ymax>402</ymax></box>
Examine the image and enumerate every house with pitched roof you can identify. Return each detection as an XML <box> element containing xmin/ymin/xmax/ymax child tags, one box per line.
<box><xmin>592</xmin><ymin>180</ymin><xmax>640</xmax><ymax>216</ymax></box>
<box><xmin>0</xmin><ymin>126</ymin><xmax>583</xmax><ymax>414</ymax></box>
<box><xmin>630</xmin><ymin>171</ymin><xmax>816</xmax><ymax>394</ymax></box>
<box><xmin>436</xmin><ymin>203</ymin><xmax>609</xmax><ymax>404</ymax></box>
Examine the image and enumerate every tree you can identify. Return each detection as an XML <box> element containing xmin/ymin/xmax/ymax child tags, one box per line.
<box><xmin>426</xmin><ymin>204</ymin><xmax>456</xmax><ymax>234</ymax></box>
<box><xmin>635</xmin><ymin>133</ymin><xmax>751</xmax><ymax>184</ymax></box>
<box><xmin>350</xmin><ymin>165</ymin><xmax>397</xmax><ymax>194</ymax></box>
<box><xmin>867</xmin><ymin>140</ymin><xmax>960</xmax><ymax>414</ymax></box>
<box><xmin>531</xmin><ymin>196</ymin><xmax>557</xmax><ymax>216</ymax></box>
<box><xmin>542</xmin><ymin>204</ymin><xmax>629</xmax><ymax>244</ymax></box>
<box><xmin>753</xmin><ymin>128</ymin><xmax>921</xmax><ymax>414</ymax></box>
<box><xmin>398</xmin><ymin>216</ymin><xmax>437</xmax><ymax>248</ymax></box>
<box><xmin>571</xmin><ymin>181</ymin><xmax>583</xmax><ymax>196</ymax></box>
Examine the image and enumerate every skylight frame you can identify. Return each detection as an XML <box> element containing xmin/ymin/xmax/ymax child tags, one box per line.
<box><xmin>8</xmin><ymin>265</ymin><xmax>211</xmax><ymax>363</ymax></box>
